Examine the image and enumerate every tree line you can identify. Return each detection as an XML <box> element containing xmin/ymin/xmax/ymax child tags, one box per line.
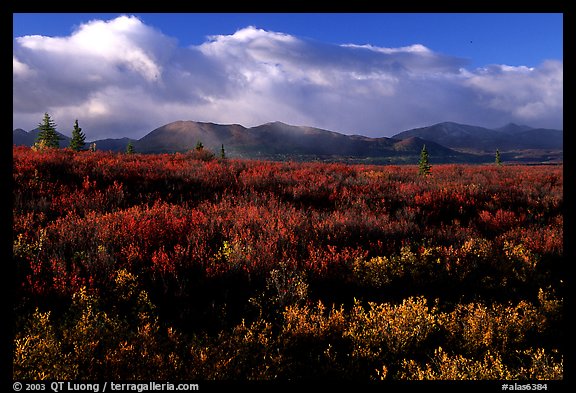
<box><xmin>34</xmin><ymin>112</ymin><xmax>116</xmax><ymax>153</ymax></box>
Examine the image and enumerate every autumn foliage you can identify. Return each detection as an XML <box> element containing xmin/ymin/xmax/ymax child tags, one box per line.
<box><xmin>12</xmin><ymin>146</ymin><xmax>563</xmax><ymax>380</ymax></box>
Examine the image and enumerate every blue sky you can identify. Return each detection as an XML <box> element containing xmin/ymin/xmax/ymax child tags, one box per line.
<box><xmin>13</xmin><ymin>13</ymin><xmax>563</xmax><ymax>68</ymax></box>
<box><xmin>13</xmin><ymin>13</ymin><xmax>563</xmax><ymax>139</ymax></box>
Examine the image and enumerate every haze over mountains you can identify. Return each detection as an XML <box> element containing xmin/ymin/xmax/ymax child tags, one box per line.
<box><xmin>13</xmin><ymin>120</ymin><xmax>563</xmax><ymax>164</ymax></box>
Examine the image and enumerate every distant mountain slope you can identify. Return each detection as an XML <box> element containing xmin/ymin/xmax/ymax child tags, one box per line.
<box><xmin>13</xmin><ymin>128</ymin><xmax>71</xmax><ymax>148</ymax></box>
<box><xmin>244</xmin><ymin>121</ymin><xmax>396</xmax><ymax>156</ymax></box>
<box><xmin>93</xmin><ymin>137</ymin><xmax>135</xmax><ymax>152</ymax></box>
<box><xmin>508</xmin><ymin>128</ymin><xmax>563</xmax><ymax>150</ymax></box>
<box><xmin>13</xmin><ymin>119</ymin><xmax>562</xmax><ymax>163</ymax></box>
<box><xmin>392</xmin><ymin>136</ymin><xmax>455</xmax><ymax>156</ymax></box>
<box><xmin>134</xmin><ymin>121</ymin><xmax>249</xmax><ymax>154</ymax></box>
<box><xmin>495</xmin><ymin>123</ymin><xmax>534</xmax><ymax>134</ymax></box>
<box><xmin>13</xmin><ymin>128</ymin><xmax>34</xmax><ymax>146</ymax></box>
<box><xmin>392</xmin><ymin>121</ymin><xmax>562</xmax><ymax>152</ymax></box>
<box><xmin>393</xmin><ymin>122</ymin><xmax>506</xmax><ymax>151</ymax></box>
<box><xmin>130</xmin><ymin>120</ymin><xmax>470</xmax><ymax>162</ymax></box>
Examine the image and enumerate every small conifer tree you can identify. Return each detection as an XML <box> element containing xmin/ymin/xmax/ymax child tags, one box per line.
<box><xmin>221</xmin><ymin>144</ymin><xmax>226</xmax><ymax>159</ymax></box>
<box><xmin>35</xmin><ymin>113</ymin><xmax>61</xmax><ymax>149</ymax></box>
<box><xmin>495</xmin><ymin>149</ymin><xmax>502</xmax><ymax>166</ymax></box>
<box><xmin>418</xmin><ymin>144</ymin><xmax>431</xmax><ymax>176</ymax></box>
<box><xmin>126</xmin><ymin>141</ymin><xmax>135</xmax><ymax>154</ymax></box>
<box><xmin>69</xmin><ymin>119</ymin><xmax>86</xmax><ymax>151</ymax></box>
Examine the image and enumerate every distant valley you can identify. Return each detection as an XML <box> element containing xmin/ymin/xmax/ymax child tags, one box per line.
<box><xmin>13</xmin><ymin>120</ymin><xmax>563</xmax><ymax>164</ymax></box>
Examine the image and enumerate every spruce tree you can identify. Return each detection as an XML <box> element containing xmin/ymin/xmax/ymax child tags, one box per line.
<box><xmin>418</xmin><ymin>144</ymin><xmax>431</xmax><ymax>176</ymax></box>
<box><xmin>69</xmin><ymin>119</ymin><xmax>86</xmax><ymax>151</ymax></box>
<box><xmin>220</xmin><ymin>144</ymin><xmax>226</xmax><ymax>159</ymax></box>
<box><xmin>495</xmin><ymin>149</ymin><xmax>502</xmax><ymax>166</ymax></box>
<box><xmin>126</xmin><ymin>141</ymin><xmax>135</xmax><ymax>154</ymax></box>
<box><xmin>36</xmin><ymin>113</ymin><xmax>61</xmax><ymax>149</ymax></box>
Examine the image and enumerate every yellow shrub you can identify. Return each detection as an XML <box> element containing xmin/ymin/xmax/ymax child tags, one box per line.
<box><xmin>440</xmin><ymin>300</ymin><xmax>545</xmax><ymax>356</ymax></box>
<box><xmin>352</xmin><ymin>256</ymin><xmax>393</xmax><ymax>287</ymax></box>
<box><xmin>13</xmin><ymin>309</ymin><xmax>77</xmax><ymax>379</ymax></box>
<box><xmin>282</xmin><ymin>300</ymin><xmax>346</xmax><ymax>339</ymax></box>
<box><xmin>14</xmin><ymin>270</ymin><xmax>186</xmax><ymax>380</ymax></box>
<box><xmin>194</xmin><ymin>318</ymin><xmax>277</xmax><ymax>380</ymax></box>
<box><xmin>400</xmin><ymin>347</ymin><xmax>513</xmax><ymax>380</ymax></box>
<box><xmin>345</xmin><ymin>296</ymin><xmax>438</xmax><ymax>359</ymax></box>
<box><xmin>518</xmin><ymin>348</ymin><xmax>563</xmax><ymax>380</ymax></box>
<box><xmin>400</xmin><ymin>347</ymin><xmax>562</xmax><ymax>380</ymax></box>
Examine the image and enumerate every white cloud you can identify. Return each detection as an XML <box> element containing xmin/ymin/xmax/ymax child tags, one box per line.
<box><xmin>343</xmin><ymin>43</ymin><xmax>432</xmax><ymax>54</ymax></box>
<box><xmin>13</xmin><ymin>16</ymin><xmax>563</xmax><ymax>140</ymax></box>
<box><xmin>13</xmin><ymin>56</ymin><xmax>34</xmax><ymax>78</ymax></box>
<box><xmin>464</xmin><ymin>60</ymin><xmax>563</xmax><ymax>124</ymax></box>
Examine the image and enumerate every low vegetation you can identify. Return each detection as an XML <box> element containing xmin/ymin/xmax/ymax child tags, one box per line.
<box><xmin>13</xmin><ymin>146</ymin><xmax>563</xmax><ymax>380</ymax></box>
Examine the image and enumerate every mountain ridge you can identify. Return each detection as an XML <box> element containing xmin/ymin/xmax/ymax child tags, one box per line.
<box><xmin>392</xmin><ymin>121</ymin><xmax>562</xmax><ymax>152</ymax></box>
<box><xmin>13</xmin><ymin>120</ymin><xmax>563</xmax><ymax>164</ymax></box>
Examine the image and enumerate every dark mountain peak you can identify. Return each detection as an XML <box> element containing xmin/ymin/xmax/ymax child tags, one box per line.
<box><xmin>13</xmin><ymin>127</ymin><xmax>71</xmax><ymax>147</ymax></box>
<box><xmin>392</xmin><ymin>121</ymin><xmax>562</xmax><ymax>154</ymax></box>
<box><xmin>496</xmin><ymin>123</ymin><xmax>534</xmax><ymax>133</ymax></box>
<box><xmin>13</xmin><ymin>128</ymin><xmax>34</xmax><ymax>146</ymax></box>
<box><xmin>395</xmin><ymin>122</ymin><xmax>494</xmax><ymax>144</ymax></box>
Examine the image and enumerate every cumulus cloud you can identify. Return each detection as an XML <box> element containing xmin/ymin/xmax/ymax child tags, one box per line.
<box><xmin>13</xmin><ymin>15</ymin><xmax>563</xmax><ymax>140</ymax></box>
<box><xmin>463</xmin><ymin>61</ymin><xmax>563</xmax><ymax>124</ymax></box>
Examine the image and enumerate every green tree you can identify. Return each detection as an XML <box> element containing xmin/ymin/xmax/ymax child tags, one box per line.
<box><xmin>195</xmin><ymin>140</ymin><xmax>204</xmax><ymax>151</ymax></box>
<box><xmin>495</xmin><ymin>149</ymin><xmax>502</xmax><ymax>166</ymax></box>
<box><xmin>35</xmin><ymin>113</ymin><xmax>61</xmax><ymax>149</ymax></box>
<box><xmin>220</xmin><ymin>144</ymin><xmax>226</xmax><ymax>159</ymax></box>
<box><xmin>126</xmin><ymin>141</ymin><xmax>135</xmax><ymax>154</ymax></box>
<box><xmin>418</xmin><ymin>144</ymin><xmax>431</xmax><ymax>176</ymax></box>
<box><xmin>69</xmin><ymin>119</ymin><xmax>86</xmax><ymax>151</ymax></box>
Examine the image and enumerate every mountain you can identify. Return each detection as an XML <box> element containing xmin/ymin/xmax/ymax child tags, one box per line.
<box><xmin>495</xmin><ymin>123</ymin><xmax>534</xmax><ymax>134</ymax></box>
<box><xmin>392</xmin><ymin>121</ymin><xmax>563</xmax><ymax>152</ymax></box>
<box><xmin>13</xmin><ymin>120</ymin><xmax>563</xmax><ymax>163</ymax></box>
<box><xmin>12</xmin><ymin>128</ymin><xmax>34</xmax><ymax>146</ymax></box>
<box><xmin>92</xmin><ymin>137</ymin><xmax>135</xmax><ymax>152</ymax></box>
<box><xmin>244</xmin><ymin>121</ymin><xmax>396</xmax><ymax>157</ymax></box>
<box><xmin>505</xmin><ymin>128</ymin><xmax>563</xmax><ymax>150</ymax></box>
<box><xmin>393</xmin><ymin>122</ymin><xmax>504</xmax><ymax>151</ymax></box>
<box><xmin>134</xmin><ymin>121</ymin><xmax>249</xmax><ymax>154</ymax></box>
<box><xmin>131</xmin><ymin>120</ymin><xmax>471</xmax><ymax>163</ymax></box>
<box><xmin>12</xmin><ymin>120</ymin><xmax>470</xmax><ymax>162</ymax></box>
<box><xmin>13</xmin><ymin>128</ymin><xmax>71</xmax><ymax>148</ymax></box>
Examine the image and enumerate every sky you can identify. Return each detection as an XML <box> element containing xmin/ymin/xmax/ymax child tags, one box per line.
<box><xmin>13</xmin><ymin>13</ymin><xmax>563</xmax><ymax>140</ymax></box>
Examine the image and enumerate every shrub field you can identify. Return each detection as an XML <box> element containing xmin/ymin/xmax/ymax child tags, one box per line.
<box><xmin>12</xmin><ymin>146</ymin><xmax>564</xmax><ymax>381</ymax></box>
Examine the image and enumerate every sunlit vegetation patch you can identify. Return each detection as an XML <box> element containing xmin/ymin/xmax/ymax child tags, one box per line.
<box><xmin>13</xmin><ymin>146</ymin><xmax>563</xmax><ymax>380</ymax></box>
